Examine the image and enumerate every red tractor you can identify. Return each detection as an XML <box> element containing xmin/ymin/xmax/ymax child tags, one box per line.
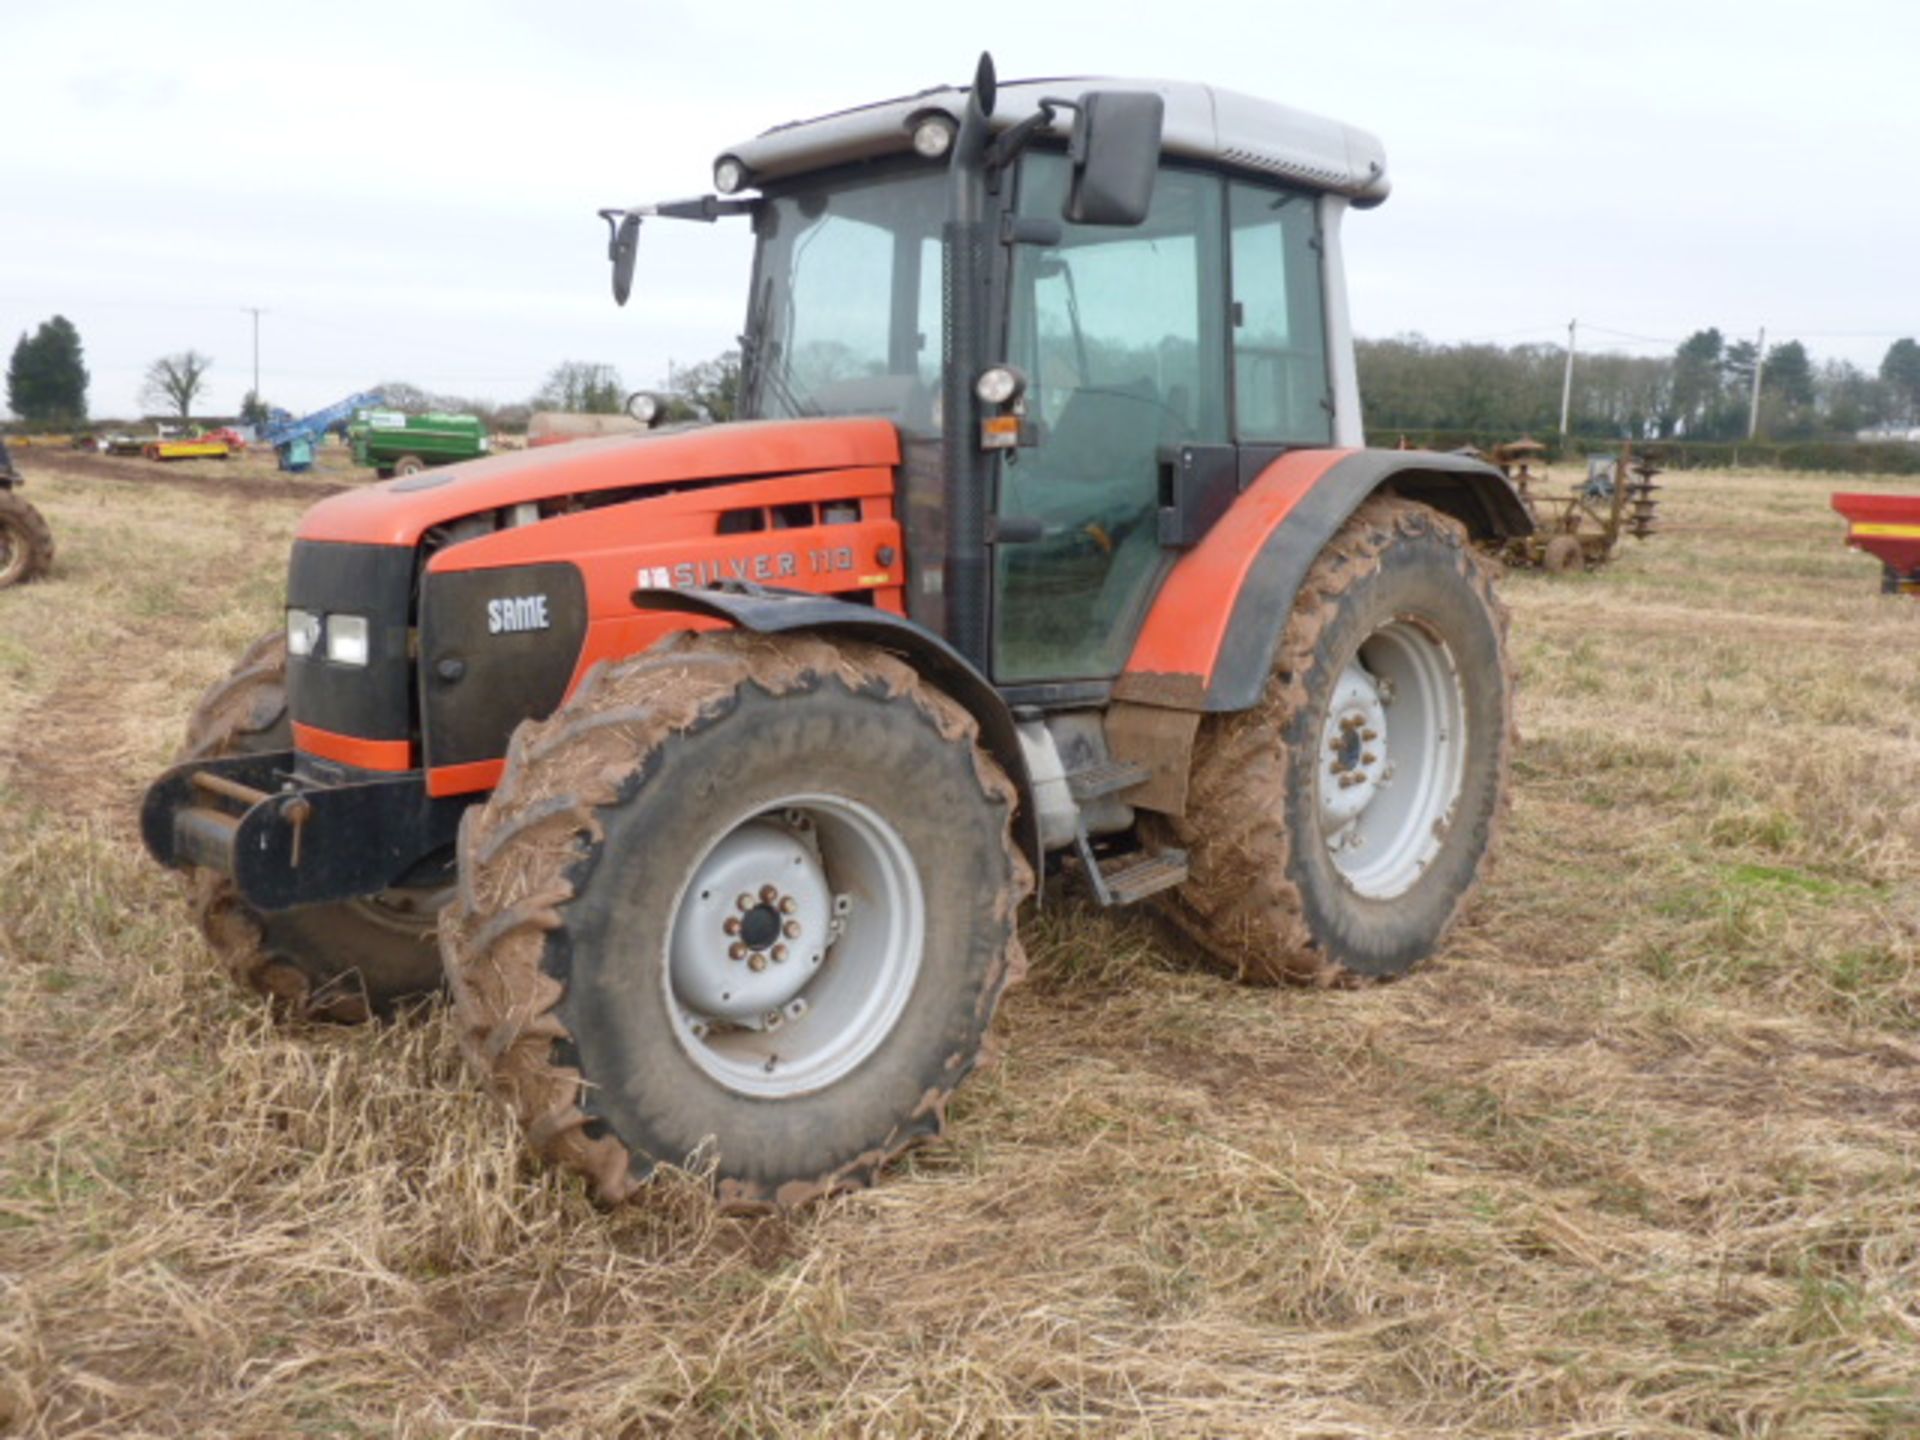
<box><xmin>142</xmin><ymin>58</ymin><xmax>1530</xmax><ymax>1209</ymax></box>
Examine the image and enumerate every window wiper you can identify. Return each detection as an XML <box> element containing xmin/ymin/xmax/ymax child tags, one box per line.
<box><xmin>739</xmin><ymin>277</ymin><xmax>815</xmax><ymax>419</ymax></box>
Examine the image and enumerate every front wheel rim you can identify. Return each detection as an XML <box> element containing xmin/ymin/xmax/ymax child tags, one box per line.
<box><xmin>1316</xmin><ymin>618</ymin><xmax>1468</xmax><ymax>900</ymax></box>
<box><xmin>664</xmin><ymin>794</ymin><xmax>924</xmax><ymax>1099</ymax></box>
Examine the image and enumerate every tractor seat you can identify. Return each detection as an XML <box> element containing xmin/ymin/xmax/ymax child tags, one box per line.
<box><xmin>1038</xmin><ymin>378</ymin><xmax>1168</xmax><ymax>483</ymax></box>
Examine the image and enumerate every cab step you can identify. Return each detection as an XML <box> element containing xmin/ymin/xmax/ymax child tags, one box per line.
<box><xmin>1073</xmin><ymin>831</ymin><xmax>1190</xmax><ymax>907</ymax></box>
<box><xmin>1066</xmin><ymin>757</ymin><xmax>1151</xmax><ymax>802</ymax></box>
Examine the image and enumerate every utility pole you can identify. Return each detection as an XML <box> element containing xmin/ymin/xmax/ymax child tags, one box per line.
<box><xmin>241</xmin><ymin>307</ymin><xmax>267</xmax><ymax>407</ymax></box>
<box><xmin>1558</xmin><ymin>318</ymin><xmax>1577</xmax><ymax>435</ymax></box>
<box><xmin>1746</xmin><ymin>325</ymin><xmax>1766</xmax><ymax>439</ymax></box>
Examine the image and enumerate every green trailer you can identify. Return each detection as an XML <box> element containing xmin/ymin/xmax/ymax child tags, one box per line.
<box><xmin>349</xmin><ymin>410</ymin><xmax>490</xmax><ymax>478</ymax></box>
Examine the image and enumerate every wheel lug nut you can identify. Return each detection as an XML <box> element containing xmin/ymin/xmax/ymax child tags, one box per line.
<box><xmin>783</xmin><ymin>920</ymin><xmax>801</xmax><ymax>939</ymax></box>
<box><xmin>1362</xmin><ymin>752</ymin><xmax>1378</xmax><ymax>765</ymax></box>
<box><xmin>760</xmin><ymin>885</ymin><xmax>778</xmax><ymax>903</ymax></box>
<box><xmin>728</xmin><ymin>942</ymin><xmax>747</xmax><ymax>960</ymax></box>
<box><xmin>772</xmin><ymin>944</ymin><xmax>788</xmax><ymax>962</ymax></box>
<box><xmin>748</xmin><ymin>954</ymin><xmax>768</xmax><ymax>972</ymax></box>
<box><xmin>1362</xmin><ymin>729</ymin><xmax>1378</xmax><ymax>741</ymax></box>
<box><xmin>778</xmin><ymin>896</ymin><xmax>796</xmax><ymax>914</ymax></box>
<box><xmin>736</xmin><ymin>894</ymin><xmax>754</xmax><ymax>912</ymax></box>
<box><xmin>723</xmin><ymin>917</ymin><xmax>741</xmax><ymax>936</ymax></box>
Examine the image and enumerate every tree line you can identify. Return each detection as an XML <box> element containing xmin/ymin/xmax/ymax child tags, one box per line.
<box><xmin>11</xmin><ymin>305</ymin><xmax>1919</xmax><ymax>446</ymax></box>
<box><xmin>372</xmin><ymin>354</ymin><xmax>742</xmax><ymax>431</ymax></box>
<box><xmin>1358</xmin><ymin>331</ymin><xmax>1920</xmax><ymax>441</ymax></box>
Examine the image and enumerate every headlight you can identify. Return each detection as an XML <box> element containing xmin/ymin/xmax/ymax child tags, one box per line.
<box><xmin>911</xmin><ymin>115</ymin><xmax>956</xmax><ymax>159</ymax></box>
<box><xmin>286</xmin><ymin>607</ymin><xmax>321</xmax><ymax>657</ymax></box>
<box><xmin>327</xmin><ymin>613</ymin><xmax>370</xmax><ymax>667</ymax></box>
<box><xmin>713</xmin><ymin>156</ymin><xmax>748</xmax><ymax>194</ymax></box>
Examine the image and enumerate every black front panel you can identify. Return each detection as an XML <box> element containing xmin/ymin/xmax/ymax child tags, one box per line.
<box><xmin>418</xmin><ymin>562</ymin><xmax>588</xmax><ymax>767</ymax></box>
<box><xmin>286</xmin><ymin>540</ymin><xmax>416</xmax><ymax>742</ymax></box>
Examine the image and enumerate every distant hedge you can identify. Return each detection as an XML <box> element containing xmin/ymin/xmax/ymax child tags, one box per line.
<box><xmin>1367</xmin><ymin>430</ymin><xmax>1920</xmax><ymax>475</ymax></box>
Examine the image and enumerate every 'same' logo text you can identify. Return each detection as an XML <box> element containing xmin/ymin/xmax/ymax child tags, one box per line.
<box><xmin>488</xmin><ymin>594</ymin><xmax>551</xmax><ymax>634</ymax></box>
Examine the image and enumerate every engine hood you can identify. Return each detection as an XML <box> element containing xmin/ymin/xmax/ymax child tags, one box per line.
<box><xmin>297</xmin><ymin>417</ymin><xmax>901</xmax><ymax>548</ymax></box>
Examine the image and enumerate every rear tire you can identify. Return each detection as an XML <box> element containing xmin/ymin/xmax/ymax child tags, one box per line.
<box><xmin>443</xmin><ymin>630</ymin><xmax>1032</xmax><ymax>1209</ymax></box>
<box><xmin>180</xmin><ymin>633</ymin><xmax>446</xmax><ymax>1021</ymax></box>
<box><xmin>1148</xmin><ymin>496</ymin><xmax>1513</xmax><ymax>983</ymax></box>
<box><xmin>393</xmin><ymin>454</ymin><xmax>426</xmax><ymax>477</ymax></box>
<box><xmin>0</xmin><ymin>490</ymin><xmax>54</xmax><ymax>587</ymax></box>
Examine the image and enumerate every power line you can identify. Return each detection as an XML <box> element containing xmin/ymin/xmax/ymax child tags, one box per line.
<box><xmin>1581</xmin><ymin>324</ymin><xmax>1684</xmax><ymax>345</ymax></box>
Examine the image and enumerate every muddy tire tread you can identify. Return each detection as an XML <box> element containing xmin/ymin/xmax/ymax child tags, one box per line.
<box><xmin>0</xmin><ymin>489</ymin><xmax>55</xmax><ymax>587</ymax></box>
<box><xmin>177</xmin><ymin>632</ymin><xmax>440</xmax><ymax>1022</ymax></box>
<box><xmin>1148</xmin><ymin>495</ymin><xmax>1515</xmax><ymax>986</ymax></box>
<box><xmin>441</xmin><ymin>629</ymin><xmax>1033</xmax><ymax>1210</ymax></box>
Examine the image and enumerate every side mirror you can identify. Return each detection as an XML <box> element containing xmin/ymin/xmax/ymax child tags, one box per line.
<box><xmin>605</xmin><ymin>210</ymin><xmax>642</xmax><ymax>306</ymax></box>
<box><xmin>1064</xmin><ymin>91</ymin><xmax>1164</xmax><ymax>226</ymax></box>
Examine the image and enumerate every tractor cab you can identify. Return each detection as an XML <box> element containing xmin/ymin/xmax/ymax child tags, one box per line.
<box><xmin>611</xmin><ymin>63</ymin><xmax>1394</xmax><ymax>695</ymax></box>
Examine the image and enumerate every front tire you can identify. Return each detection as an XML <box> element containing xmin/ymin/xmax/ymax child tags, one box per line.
<box><xmin>444</xmin><ymin>631</ymin><xmax>1032</xmax><ymax>1209</ymax></box>
<box><xmin>179</xmin><ymin>633</ymin><xmax>446</xmax><ymax>1021</ymax></box>
<box><xmin>392</xmin><ymin>454</ymin><xmax>426</xmax><ymax>477</ymax></box>
<box><xmin>1150</xmin><ymin>496</ymin><xmax>1513</xmax><ymax>983</ymax></box>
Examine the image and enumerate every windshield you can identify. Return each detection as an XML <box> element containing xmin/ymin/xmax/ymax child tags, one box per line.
<box><xmin>743</xmin><ymin>164</ymin><xmax>946</xmax><ymax>434</ymax></box>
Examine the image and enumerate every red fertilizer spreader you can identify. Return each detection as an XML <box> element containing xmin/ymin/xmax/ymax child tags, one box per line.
<box><xmin>1832</xmin><ymin>492</ymin><xmax>1920</xmax><ymax>595</ymax></box>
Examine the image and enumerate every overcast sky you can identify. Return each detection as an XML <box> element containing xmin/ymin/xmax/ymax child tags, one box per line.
<box><xmin>4</xmin><ymin>0</ymin><xmax>1916</xmax><ymax>419</ymax></box>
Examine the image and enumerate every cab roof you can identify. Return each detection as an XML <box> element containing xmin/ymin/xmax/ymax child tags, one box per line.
<box><xmin>721</xmin><ymin>76</ymin><xmax>1390</xmax><ymax>206</ymax></box>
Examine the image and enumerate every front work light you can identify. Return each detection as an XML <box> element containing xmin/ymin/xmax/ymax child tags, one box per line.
<box><xmin>974</xmin><ymin>365</ymin><xmax>1027</xmax><ymax>406</ymax></box>
<box><xmin>327</xmin><ymin>614</ymin><xmax>370</xmax><ymax>667</ymax></box>
<box><xmin>713</xmin><ymin>156</ymin><xmax>748</xmax><ymax>194</ymax></box>
<box><xmin>287</xmin><ymin>607</ymin><xmax>321</xmax><ymax>658</ymax></box>
<box><xmin>911</xmin><ymin>115</ymin><xmax>957</xmax><ymax>159</ymax></box>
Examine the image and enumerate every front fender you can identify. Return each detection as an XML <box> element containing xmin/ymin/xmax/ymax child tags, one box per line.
<box><xmin>632</xmin><ymin>585</ymin><xmax>1039</xmax><ymax>875</ymax></box>
<box><xmin>1118</xmin><ymin>447</ymin><xmax>1530</xmax><ymax>713</ymax></box>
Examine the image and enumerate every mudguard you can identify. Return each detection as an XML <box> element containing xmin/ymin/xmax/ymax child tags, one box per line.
<box><xmin>631</xmin><ymin>585</ymin><xmax>1040</xmax><ymax>873</ymax></box>
<box><xmin>1117</xmin><ymin>448</ymin><xmax>1530</xmax><ymax>712</ymax></box>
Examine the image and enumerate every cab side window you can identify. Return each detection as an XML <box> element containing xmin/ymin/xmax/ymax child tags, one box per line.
<box><xmin>1229</xmin><ymin>182</ymin><xmax>1331</xmax><ymax>444</ymax></box>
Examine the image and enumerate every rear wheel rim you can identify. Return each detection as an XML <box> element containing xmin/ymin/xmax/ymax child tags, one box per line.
<box><xmin>1316</xmin><ymin>618</ymin><xmax>1468</xmax><ymax>900</ymax></box>
<box><xmin>664</xmin><ymin>794</ymin><xmax>924</xmax><ymax>1099</ymax></box>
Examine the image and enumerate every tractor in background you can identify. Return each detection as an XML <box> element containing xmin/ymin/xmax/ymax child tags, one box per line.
<box><xmin>0</xmin><ymin>437</ymin><xmax>55</xmax><ymax>588</ymax></box>
<box><xmin>142</xmin><ymin>56</ymin><xmax>1531</xmax><ymax>1210</ymax></box>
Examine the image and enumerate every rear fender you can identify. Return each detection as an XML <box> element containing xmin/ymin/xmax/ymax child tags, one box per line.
<box><xmin>632</xmin><ymin>586</ymin><xmax>1039</xmax><ymax>873</ymax></box>
<box><xmin>1118</xmin><ymin>447</ymin><xmax>1530</xmax><ymax>713</ymax></box>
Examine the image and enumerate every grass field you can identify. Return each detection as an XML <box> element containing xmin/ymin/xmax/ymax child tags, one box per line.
<box><xmin>2</xmin><ymin>450</ymin><xmax>1917</xmax><ymax>1437</ymax></box>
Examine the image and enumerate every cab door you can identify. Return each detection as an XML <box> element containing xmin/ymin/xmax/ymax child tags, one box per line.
<box><xmin>992</xmin><ymin>157</ymin><xmax>1228</xmax><ymax>685</ymax></box>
